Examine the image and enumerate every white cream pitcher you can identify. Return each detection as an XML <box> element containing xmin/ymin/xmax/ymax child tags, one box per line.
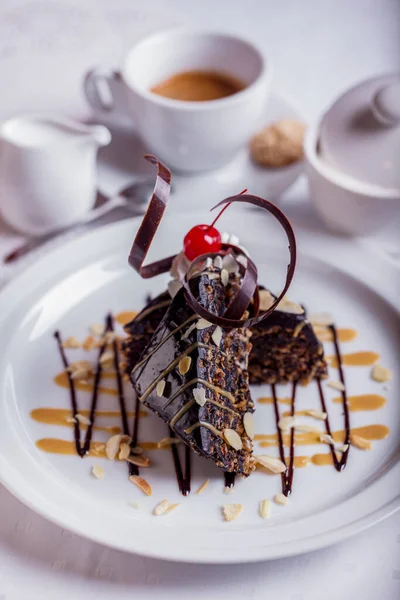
<box><xmin>0</xmin><ymin>115</ymin><xmax>111</xmax><ymax>236</ymax></box>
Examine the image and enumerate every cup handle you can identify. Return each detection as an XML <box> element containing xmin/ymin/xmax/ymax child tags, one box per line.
<box><xmin>84</xmin><ymin>68</ymin><xmax>130</xmax><ymax>118</ymax></box>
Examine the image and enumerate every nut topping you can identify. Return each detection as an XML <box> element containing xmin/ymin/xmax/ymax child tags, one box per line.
<box><xmin>92</xmin><ymin>464</ymin><xmax>105</xmax><ymax>479</ymax></box>
<box><xmin>255</xmin><ymin>455</ymin><xmax>287</xmax><ymax>474</ymax></box>
<box><xmin>223</xmin><ymin>428</ymin><xmax>243</xmax><ymax>451</ymax></box>
<box><xmin>178</xmin><ymin>356</ymin><xmax>192</xmax><ymax>375</ymax></box>
<box><xmin>129</xmin><ymin>475</ymin><xmax>152</xmax><ymax>496</ymax></box>
<box><xmin>243</xmin><ymin>412</ymin><xmax>255</xmax><ymax>439</ymax></box>
<box><xmin>222</xmin><ymin>504</ymin><xmax>244</xmax><ymax>522</ymax></box>
<box><xmin>259</xmin><ymin>499</ymin><xmax>272</xmax><ymax>519</ymax></box>
<box><xmin>371</xmin><ymin>364</ymin><xmax>392</xmax><ymax>383</ymax></box>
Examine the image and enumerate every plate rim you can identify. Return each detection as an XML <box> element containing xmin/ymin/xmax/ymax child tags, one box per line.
<box><xmin>0</xmin><ymin>216</ymin><xmax>399</xmax><ymax>563</ymax></box>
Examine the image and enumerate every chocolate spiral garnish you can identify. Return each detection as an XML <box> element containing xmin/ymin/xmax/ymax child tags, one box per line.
<box><xmin>128</xmin><ymin>155</ymin><xmax>297</xmax><ymax>329</ymax></box>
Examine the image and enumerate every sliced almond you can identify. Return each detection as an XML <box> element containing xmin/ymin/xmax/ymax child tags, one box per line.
<box><xmin>259</xmin><ymin>290</ymin><xmax>275</xmax><ymax>311</ymax></box>
<box><xmin>76</xmin><ymin>413</ymin><xmax>91</xmax><ymax>426</ymax></box>
<box><xmin>178</xmin><ymin>356</ymin><xmax>192</xmax><ymax>375</ymax></box>
<box><xmin>129</xmin><ymin>475</ymin><xmax>152</xmax><ymax>496</ymax></box>
<box><xmin>195</xmin><ymin>479</ymin><xmax>210</xmax><ymax>495</ymax></box>
<box><xmin>213</xmin><ymin>256</ymin><xmax>223</xmax><ymax>269</ymax></box>
<box><xmin>156</xmin><ymin>379</ymin><xmax>166</xmax><ymax>397</ymax></box>
<box><xmin>222</xmin><ymin>504</ymin><xmax>244</xmax><ymax>522</ymax></box>
<box><xmin>371</xmin><ymin>364</ymin><xmax>392</xmax><ymax>383</ymax></box>
<box><xmin>309</xmin><ymin>313</ymin><xmax>334</xmax><ymax>327</ymax></box>
<box><xmin>274</xmin><ymin>493</ymin><xmax>289</xmax><ymax>505</ymax></box>
<box><xmin>222</xmin><ymin>254</ymin><xmax>239</xmax><ymax>274</ymax></box>
<box><xmin>196</xmin><ymin>318</ymin><xmax>212</xmax><ymax>330</ymax></box>
<box><xmin>320</xmin><ymin>433</ymin><xmax>335</xmax><ymax>445</ymax></box>
<box><xmin>243</xmin><ymin>412</ymin><xmax>255</xmax><ymax>439</ymax></box>
<box><xmin>82</xmin><ymin>335</ymin><xmax>96</xmax><ymax>351</ymax></box>
<box><xmin>211</xmin><ymin>326</ymin><xmax>223</xmax><ymax>347</ymax></box>
<box><xmin>69</xmin><ymin>360</ymin><xmax>93</xmax><ymax>381</ymax></box>
<box><xmin>129</xmin><ymin>501</ymin><xmax>141</xmax><ymax>509</ymax></box>
<box><xmin>181</xmin><ymin>321</ymin><xmax>197</xmax><ymax>340</ymax></box>
<box><xmin>193</xmin><ymin>387</ymin><xmax>207</xmax><ymax>407</ymax></box>
<box><xmin>340</xmin><ymin>443</ymin><xmax>349</xmax><ymax>452</ymax></box>
<box><xmin>305</xmin><ymin>409</ymin><xmax>327</xmax><ymax>420</ymax></box>
<box><xmin>326</xmin><ymin>379</ymin><xmax>345</xmax><ymax>392</ymax></box>
<box><xmin>223</xmin><ymin>428</ymin><xmax>243</xmax><ymax>451</ymax></box>
<box><xmin>221</xmin><ymin>269</ymin><xmax>229</xmax><ymax>286</ymax></box>
<box><xmin>65</xmin><ymin>416</ymin><xmax>77</xmax><ymax>424</ymax></box>
<box><xmin>295</xmin><ymin>423</ymin><xmax>322</xmax><ymax>434</ymax></box>
<box><xmin>255</xmin><ymin>455</ymin><xmax>287</xmax><ymax>474</ymax></box>
<box><xmin>105</xmin><ymin>434</ymin><xmax>121</xmax><ymax>460</ymax></box>
<box><xmin>120</xmin><ymin>434</ymin><xmax>132</xmax><ymax>444</ymax></box>
<box><xmin>293</xmin><ymin>321</ymin><xmax>306</xmax><ymax>338</ymax></box>
<box><xmin>350</xmin><ymin>433</ymin><xmax>372</xmax><ymax>450</ymax></box>
<box><xmin>62</xmin><ymin>336</ymin><xmax>81</xmax><ymax>349</ymax></box>
<box><xmin>100</xmin><ymin>350</ymin><xmax>114</xmax><ymax>367</ymax></box>
<box><xmin>92</xmin><ymin>464</ymin><xmax>105</xmax><ymax>479</ymax></box>
<box><xmin>90</xmin><ymin>323</ymin><xmax>105</xmax><ymax>337</ymax></box>
<box><xmin>259</xmin><ymin>499</ymin><xmax>272</xmax><ymax>519</ymax></box>
<box><xmin>154</xmin><ymin>499</ymin><xmax>169</xmax><ymax>516</ymax></box>
<box><xmin>118</xmin><ymin>443</ymin><xmax>131</xmax><ymax>461</ymax></box>
<box><xmin>165</xmin><ymin>503</ymin><xmax>180</xmax><ymax>514</ymax></box>
<box><xmin>278</xmin><ymin>416</ymin><xmax>296</xmax><ymax>431</ymax></box>
<box><xmin>127</xmin><ymin>454</ymin><xmax>151</xmax><ymax>468</ymax></box>
<box><xmin>224</xmin><ymin>486</ymin><xmax>235</xmax><ymax>494</ymax></box>
<box><xmin>276</xmin><ymin>297</ymin><xmax>304</xmax><ymax>315</ymax></box>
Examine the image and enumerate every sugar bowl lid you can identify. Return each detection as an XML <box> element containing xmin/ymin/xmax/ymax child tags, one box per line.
<box><xmin>319</xmin><ymin>73</ymin><xmax>400</xmax><ymax>191</ymax></box>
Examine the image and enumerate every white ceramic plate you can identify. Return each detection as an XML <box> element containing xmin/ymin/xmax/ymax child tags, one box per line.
<box><xmin>0</xmin><ymin>210</ymin><xmax>399</xmax><ymax>564</ymax></box>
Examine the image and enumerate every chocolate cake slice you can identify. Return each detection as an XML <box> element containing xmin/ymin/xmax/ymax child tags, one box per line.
<box><xmin>248</xmin><ymin>288</ymin><xmax>328</xmax><ymax>385</ymax></box>
<box><xmin>122</xmin><ymin>291</ymin><xmax>171</xmax><ymax>376</ymax></box>
<box><xmin>130</xmin><ymin>266</ymin><xmax>255</xmax><ymax>476</ymax></box>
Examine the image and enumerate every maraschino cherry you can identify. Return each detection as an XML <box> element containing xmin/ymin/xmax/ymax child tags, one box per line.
<box><xmin>183</xmin><ymin>200</ymin><xmax>238</xmax><ymax>261</ymax></box>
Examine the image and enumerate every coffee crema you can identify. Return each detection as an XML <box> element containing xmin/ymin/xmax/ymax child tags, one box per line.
<box><xmin>150</xmin><ymin>70</ymin><xmax>245</xmax><ymax>102</ymax></box>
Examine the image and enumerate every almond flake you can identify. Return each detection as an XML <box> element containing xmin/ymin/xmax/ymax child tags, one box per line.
<box><xmin>371</xmin><ymin>364</ymin><xmax>392</xmax><ymax>383</ymax></box>
<box><xmin>278</xmin><ymin>416</ymin><xmax>296</xmax><ymax>431</ymax></box>
<box><xmin>276</xmin><ymin>297</ymin><xmax>304</xmax><ymax>315</ymax></box>
<box><xmin>105</xmin><ymin>434</ymin><xmax>121</xmax><ymax>460</ymax></box>
<box><xmin>274</xmin><ymin>493</ymin><xmax>289</xmax><ymax>505</ymax></box>
<box><xmin>293</xmin><ymin>321</ymin><xmax>306</xmax><ymax>338</ymax></box>
<box><xmin>259</xmin><ymin>290</ymin><xmax>275</xmax><ymax>311</ymax></box>
<box><xmin>326</xmin><ymin>379</ymin><xmax>345</xmax><ymax>392</ymax></box>
<box><xmin>118</xmin><ymin>443</ymin><xmax>131</xmax><ymax>461</ymax></box>
<box><xmin>213</xmin><ymin>256</ymin><xmax>223</xmax><ymax>269</ymax></box>
<box><xmin>221</xmin><ymin>254</ymin><xmax>239</xmax><ymax>274</ymax></box>
<box><xmin>62</xmin><ymin>336</ymin><xmax>81</xmax><ymax>349</ymax></box>
<box><xmin>196</xmin><ymin>318</ymin><xmax>212</xmax><ymax>330</ymax></box>
<box><xmin>129</xmin><ymin>475</ymin><xmax>152</xmax><ymax>496</ymax></box>
<box><xmin>127</xmin><ymin>454</ymin><xmax>151</xmax><ymax>467</ymax></box>
<box><xmin>243</xmin><ymin>412</ymin><xmax>255</xmax><ymax>439</ymax></box>
<box><xmin>76</xmin><ymin>414</ymin><xmax>91</xmax><ymax>425</ymax></box>
<box><xmin>211</xmin><ymin>326</ymin><xmax>223</xmax><ymax>347</ymax></box>
<box><xmin>165</xmin><ymin>503</ymin><xmax>180</xmax><ymax>514</ymax></box>
<box><xmin>340</xmin><ymin>444</ymin><xmax>349</xmax><ymax>452</ymax></box>
<box><xmin>320</xmin><ymin>433</ymin><xmax>335</xmax><ymax>445</ymax></box>
<box><xmin>90</xmin><ymin>323</ymin><xmax>105</xmax><ymax>337</ymax></box>
<box><xmin>255</xmin><ymin>455</ymin><xmax>287</xmax><ymax>474</ymax></box>
<box><xmin>350</xmin><ymin>433</ymin><xmax>372</xmax><ymax>450</ymax></box>
<box><xmin>129</xmin><ymin>501</ymin><xmax>141</xmax><ymax>509</ymax></box>
<box><xmin>100</xmin><ymin>350</ymin><xmax>114</xmax><ymax>367</ymax></box>
<box><xmin>178</xmin><ymin>356</ymin><xmax>192</xmax><ymax>375</ymax></box>
<box><xmin>305</xmin><ymin>409</ymin><xmax>327</xmax><ymax>420</ymax></box>
<box><xmin>195</xmin><ymin>479</ymin><xmax>210</xmax><ymax>495</ymax></box>
<box><xmin>92</xmin><ymin>464</ymin><xmax>105</xmax><ymax>479</ymax></box>
<box><xmin>82</xmin><ymin>335</ymin><xmax>96</xmax><ymax>351</ymax></box>
<box><xmin>181</xmin><ymin>321</ymin><xmax>197</xmax><ymax>340</ymax></box>
<box><xmin>154</xmin><ymin>499</ymin><xmax>169</xmax><ymax>516</ymax></box>
<box><xmin>65</xmin><ymin>416</ymin><xmax>77</xmax><ymax>424</ymax></box>
<box><xmin>221</xmin><ymin>269</ymin><xmax>229</xmax><ymax>286</ymax></box>
<box><xmin>156</xmin><ymin>379</ymin><xmax>166</xmax><ymax>397</ymax></box>
<box><xmin>168</xmin><ymin>279</ymin><xmax>183</xmax><ymax>299</ymax></box>
<box><xmin>309</xmin><ymin>313</ymin><xmax>334</xmax><ymax>327</ymax></box>
<box><xmin>295</xmin><ymin>424</ymin><xmax>322</xmax><ymax>434</ymax></box>
<box><xmin>259</xmin><ymin>499</ymin><xmax>272</xmax><ymax>519</ymax></box>
<box><xmin>222</xmin><ymin>504</ymin><xmax>244</xmax><ymax>522</ymax></box>
<box><xmin>120</xmin><ymin>434</ymin><xmax>132</xmax><ymax>444</ymax></box>
<box><xmin>224</xmin><ymin>486</ymin><xmax>235</xmax><ymax>494</ymax></box>
<box><xmin>193</xmin><ymin>387</ymin><xmax>207</xmax><ymax>407</ymax></box>
<box><xmin>223</xmin><ymin>428</ymin><xmax>243</xmax><ymax>450</ymax></box>
<box><xmin>69</xmin><ymin>360</ymin><xmax>93</xmax><ymax>381</ymax></box>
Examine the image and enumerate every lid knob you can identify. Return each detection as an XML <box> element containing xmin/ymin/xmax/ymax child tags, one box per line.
<box><xmin>371</xmin><ymin>82</ymin><xmax>400</xmax><ymax>126</ymax></box>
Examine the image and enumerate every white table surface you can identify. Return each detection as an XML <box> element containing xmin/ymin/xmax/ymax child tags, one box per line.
<box><xmin>0</xmin><ymin>1</ymin><xmax>399</xmax><ymax>598</ymax></box>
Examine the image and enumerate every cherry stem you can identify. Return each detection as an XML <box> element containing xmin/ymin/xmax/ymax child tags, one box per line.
<box><xmin>208</xmin><ymin>189</ymin><xmax>247</xmax><ymax>230</ymax></box>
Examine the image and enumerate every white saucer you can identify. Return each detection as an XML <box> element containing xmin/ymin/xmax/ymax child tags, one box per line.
<box><xmin>96</xmin><ymin>91</ymin><xmax>303</xmax><ymax>207</ymax></box>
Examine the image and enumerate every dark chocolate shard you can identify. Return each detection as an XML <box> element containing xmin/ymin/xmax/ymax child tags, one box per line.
<box><xmin>248</xmin><ymin>287</ymin><xmax>328</xmax><ymax>385</ymax></box>
<box><xmin>130</xmin><ymin>267</ymin><xmax>255</xmax><ymax>476</ymax></box>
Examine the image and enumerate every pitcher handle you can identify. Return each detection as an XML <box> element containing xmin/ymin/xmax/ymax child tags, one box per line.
<box><xmin>84</xmin><ymin>68</ymin><xmax>129</xmax><ymax>117</ymax></box>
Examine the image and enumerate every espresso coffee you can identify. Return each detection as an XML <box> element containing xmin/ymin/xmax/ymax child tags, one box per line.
<box><xmin>150</xmin><ymin>70</ymin><xmax>245</xmax><ymax>102</ymax></box>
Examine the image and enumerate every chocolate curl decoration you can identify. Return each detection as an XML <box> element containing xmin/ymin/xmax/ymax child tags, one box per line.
<box><xmin>182</xmin><ymin>194</ymin><xmax>297</xmax><ymax>329</ymax></box>
<box><xmin>128</xmin><ymin>154</ymin><xmax>175</xmax><ymax>278</ymax></box>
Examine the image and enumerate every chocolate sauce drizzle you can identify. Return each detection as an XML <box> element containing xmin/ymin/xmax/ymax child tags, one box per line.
<box><xmin>271</xmin><ymin>382</ymin><xmax>297</xmax><ymax>496</ymax></box>
<box><xmin>224</xmin><ymin>471</ymin><xmax>236</xmax><ymax>488</ymax></box>
<box><xmin>168</xmin><ymin>427</ymin><xmax>191</xmax><ymax>495</ymax></box>
<box><xmin>317</xmin><ymin>324</ymin><xmax>350</xmax><ymax>471</ymax></box>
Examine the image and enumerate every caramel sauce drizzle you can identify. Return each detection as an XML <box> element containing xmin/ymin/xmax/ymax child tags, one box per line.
<box><xmin>54</xmin><ymin>371</ymin><xmax>118</xmax><ymax>396</ymax></box>
<box><xmin>327</xmin><ymin>351</ymin><xmax>380</xmax><ymax>368</ymax></box>
<box><xmin>115</xmin><ymin>311</ymin><xmax>138</xmax><ymax>326</ymax></box>
<box><xmin>315</xmin><ymin>327</ymin><xmax>357</xmax><ymax>343</ymax></box>
<box><xmin>333</xmin><ymin>394</ymin><xmax>386</xmax><ymax>411</ymax></box>
<box><xmin>257</xmin><ymin>424</ymin><xmax>389</xmax><ymax>447</ymax></box>
<box><xmin>257</xmin><ymin>396</ymin><xmax>291</xmax><ymax>406</ymax></box>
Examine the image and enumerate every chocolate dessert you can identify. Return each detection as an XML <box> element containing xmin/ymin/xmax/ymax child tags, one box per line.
<box><xmin>130</xmin><ymin>265</ymin><xmax>255</xmax><ymax>476</ymax></box>
<box><xmin>248</xmin><ymin>288</ymin><xmax>328</xmax><ymax>385</ymax></box>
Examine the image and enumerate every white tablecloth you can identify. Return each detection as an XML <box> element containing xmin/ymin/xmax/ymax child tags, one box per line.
<box><xmin>0</xmin><ymin>1</ymin><xmax>399</xmax><ymax>598</ymax></box>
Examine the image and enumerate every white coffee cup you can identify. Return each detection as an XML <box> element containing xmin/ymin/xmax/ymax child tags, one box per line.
<box><xmin>84</xmin><ymin>29</ymin><xmax>272</xmax><ymax>173</ymax></box>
